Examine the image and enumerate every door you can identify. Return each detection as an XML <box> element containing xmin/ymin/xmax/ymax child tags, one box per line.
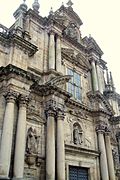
<box><xmin>69</xmin><ymin>166</ymin><xmax>88</xmax><ymax>180</ymax></box>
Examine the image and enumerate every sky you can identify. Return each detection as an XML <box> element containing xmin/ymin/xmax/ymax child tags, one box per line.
<box><xmin>0</xmin><ymin>0</ymin><xmax>120</xmax><ymax>93</ymax></box>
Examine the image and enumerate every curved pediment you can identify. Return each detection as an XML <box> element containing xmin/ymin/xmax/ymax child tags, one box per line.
<box><xmin>62</xmin><ymin>48</ymin><xmax>91</xmax><ymax>71</ymax></box>
<box><xmin>54</xmin><ymin>4</ymin><xmax>83</xmax><ymax>27</ymax></box>
<box><xmin>87</xmin><ymin>91</ymin><xmax>114</xmax><ymax>115</ymax></box>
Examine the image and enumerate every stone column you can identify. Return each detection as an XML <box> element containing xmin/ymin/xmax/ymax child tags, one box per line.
<box><xmin>96</xmin><ymin>124</ymin><xmax>109</xmax><ymax>180</ymax></box>
<box><xmin>46</xmin><ymin>108</ymin><xmax>56</xmax><ymax>180</ymax></box>
<box><xmin>13</xmin><ymin>95</ymin><xmax>29</xmax><ymax>179</ymax></box>
<box><xmin>57</xmin><ymin>110</ymin><xmax>65</xmax><ymax>180</ymax></box>
<box><xmin>0</xmin><ymin>91</ymin><xmax>17</xmax><ymax>178</ymax></box>
<box><xmin>48</xmin><ymin>32</ymin><xmax>55</xmax><ymax>70</ymax></box>
<box><xmin>91</xmin><ymin>60</ymin><xmax>99</xmax><ymax>91</ymax></box>
<box><xmin>56</xmin><ymin>35</ymin><xmax>61</xmax><ymax>73</ymax></box>
<box><xmin>105</xmin><ymin>129</ymin><xmax>115</xmax><ymax>180</ymax></box>
<box><xmin>96</xmin><ymin>63</ymin><xmax>103</xmax><ymax>93</ymax></box>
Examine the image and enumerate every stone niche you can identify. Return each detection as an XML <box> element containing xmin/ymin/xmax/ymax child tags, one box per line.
<box><xmin>24</xmin><ymin>120</ymin><xmax>45</xmax><ymax>179</ymax></box>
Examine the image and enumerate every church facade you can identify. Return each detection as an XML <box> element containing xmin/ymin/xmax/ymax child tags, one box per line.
<box><xmin>0</xmin><ymin>0</ymin><xmax>120</xmax><ymax>179</ymax></box>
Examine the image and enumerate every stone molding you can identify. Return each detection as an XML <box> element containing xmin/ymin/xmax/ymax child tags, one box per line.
<box><xmin>4</xmin><ymin>90</ymin><xmax>18</xmax><ymax>103</ymax></box>
<box><xmin>0</xmin><ymin>64</ymin><xmax>40</xmax><ymax>83</ymax></box>
<box><xmin>87</xmin><ymin>91</ymin><xmax>114</xmax><ymax>116</ymax></box>
<box><xmin>0</xmin><ymin>25</ymin><xmax>38</xmax><ymax>57</ymax></box>
<box><xmin>96</xmin><ymin>123</ymin><xmax>106</xmax><ymax>133</ymax></box>
<box><xmin>57</xmin><ymin>109</ymin><xmax>65</xmax><ymax>121</ymax></box>
<box><xmin>18</xmin><ymin>94</ymin><xmax>29</xmax><ymax>107</ymax></box>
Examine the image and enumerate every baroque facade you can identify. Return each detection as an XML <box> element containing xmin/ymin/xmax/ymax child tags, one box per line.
<box><xmin>0</xmin><ymin>0</ymin><xmax>120</xmax><ymax>179</ymax></box>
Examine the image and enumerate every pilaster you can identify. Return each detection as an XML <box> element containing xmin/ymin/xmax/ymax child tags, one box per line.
<box><xmin>48</xmin><ymin>31</ymin><xmax>55</xmax><ymax>70</ymax></box>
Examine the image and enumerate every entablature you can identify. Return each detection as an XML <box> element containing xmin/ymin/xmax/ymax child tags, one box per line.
<box><xmin>65</xmin><ymin>144</ymin><xmax>99</xmax><ymax>157</ymax></box>
<box><xmin>0</xmin><ymin>25</ymin><xmax>38</xmax><ymax>57</ymax></box>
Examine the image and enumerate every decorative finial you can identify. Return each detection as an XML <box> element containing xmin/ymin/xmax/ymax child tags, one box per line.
<box><xmin>49</xmin><ymin>7</ymin><xmax>54</xmax><ymax>16</ymax></box>
<box><xmin>20</xmin><ymin>0</ymin><xmax>28</xmax><ymax>10</ymax></box>
<box><xmin>110</xmin><ymin>72</ymin><xmax>115</xmax><ymax>91</ymax></box>
<box><xmin>106</xmin><ymin>69</ymin><xmax>110</xmax><ymax>85</ymax></box>
<box><xmin>67</xmin><ymin>0</ymin><xmax>73</xmax><ymax>7</ymax></box>
<box><xmin>32</xmin><ymin>0</ymin><xmax>40</xmax><ymax>13</ymax></box>
<box><xmin>62</xmin><ymin>2</ymin><xmax>64</xmax><ymax>6</ymax></box>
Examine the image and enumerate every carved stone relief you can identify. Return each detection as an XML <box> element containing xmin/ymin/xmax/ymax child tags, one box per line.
<box><xmin>112</xmin><ymin>148</ymin><xmax>119</xmax><ymax>169</ymax></box>
<box><xmin>25</xmin><ymin>122</ymin><xmax>45</xmax><ymax>167</ymax></box>
<box><xmin>65</xmin><ymin>116</ymin><xmax>92</xmax><ymax>148</ymax></box>
<box><xmin>63</xmin><ymin>22</ymin><xmax>78</xmax><ymax>41</ymax></box>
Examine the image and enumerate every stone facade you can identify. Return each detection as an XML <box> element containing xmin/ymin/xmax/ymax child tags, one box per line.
<box><xmin>0</xmin><ymin>0</ymin><xmax>120</xmax><ymax>179</ymax></box>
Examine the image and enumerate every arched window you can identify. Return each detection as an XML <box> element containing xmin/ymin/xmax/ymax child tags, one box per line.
<box><xmin>73</xmin><ymin>122</ymin><xmax>83</xmax><ymax>145</ymax></box>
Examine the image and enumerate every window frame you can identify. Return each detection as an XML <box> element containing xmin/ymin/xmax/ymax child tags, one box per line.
<box><xmin>67</xmin><ymin>67</ymin><xmax>82</xmax><ymax>101</ymax></box>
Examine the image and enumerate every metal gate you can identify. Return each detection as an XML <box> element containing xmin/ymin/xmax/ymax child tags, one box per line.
<box><xmin>69</xmin><ymin>166</ymin><xmax>88</xmax><ymax>180</ymax></box>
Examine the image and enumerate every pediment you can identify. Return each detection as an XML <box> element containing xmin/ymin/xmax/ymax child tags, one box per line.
<box><xmin>45</xmin><ymin>75</ymin><xmax>71</xmax><ymax>87</ymax></box>
<box><xmin>62</xmin><ymin>48</ymin><xmax>91</xmax><ymax>71</ymax></box>
<box><xmin>54</xmin><ymin>5</ymin><xmax>83</xmax><ymax>27</ymax></box>
<box><xmin>83</xmin><ymin>36</ymin><xmax>103</xmax><ymax>57</ymax></box>
<box><xmin>87</xmin><ymin>91</ymin><xmax>114</xmax><ymax>115</ymax></box>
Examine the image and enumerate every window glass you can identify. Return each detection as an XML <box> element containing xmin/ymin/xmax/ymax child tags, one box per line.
<box><xmin>67</xmin><ymin>68</ymin><xmax>81</xmax><ymax>101</ymax></box>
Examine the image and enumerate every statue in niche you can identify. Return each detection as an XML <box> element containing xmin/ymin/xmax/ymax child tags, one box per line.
<box><xmin>26</xmin><ymin>127</ymin><xmax>39</xmax><ymax>155</ymax></box>
<box><xmin>73</xmin><ymin>123</ymin><xmax>83</xmax><ymax>145</ymax></box>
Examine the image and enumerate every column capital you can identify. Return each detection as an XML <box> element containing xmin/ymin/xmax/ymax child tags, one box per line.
<box><xmin>57</xmin><ymin>110</ymin><xmax>65</xmax><ymax>121</ymax></box>
<box><xmin>19</xmin><ymin>94</ymin><xmax>29</xmax><ymax>107</ymax></box>
<box><xmin>46</xmin><ymin>108</ymin><xmax>56</xmax><ymax>117</ymax></box>
<box><xmin>105</xmin><ymin>126</ymin><xmax>111</xmax><ymax>136</ymax></box>
<box><xmin>96</xmin><ymin>123</ymin><xmax>106</xmax><ymax>133</ymax></box>
<box><xmin>49</xmin><ymin>30</ymin><xmax>55</xmax><ymax>35</ymax></box>
<box><xmin>4</xmin><ymin>91</ymin><xmax>18</xmax><ymax>103</ymax></box>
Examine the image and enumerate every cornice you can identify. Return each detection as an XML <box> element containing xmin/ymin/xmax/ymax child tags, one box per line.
<box><xmin>62</xmin><ymin>48</ymin><xmax>90</xmax><ymax>72</ymax></box>
<box><xmin>0</xmin><ymin>28</ymin><xmax>38</xmax><ymax>57</ymax></box>
<box><xmin>63</xmin><ymin>35</ymin><xmax>86</xmax><ymax>53</ymax></box>
<box><xmin>26</xmin><ymin>9</ymin><xmax>45</xmax><ymax>26</ymax></box>
<box><xmin>65</xmin><ymin>98</ymin><xmax>92</xmax><ymax>113</ymax></box>
<box><xmin>65</xmin><ymin>144</ymin><xmax>99</xmax><ymax>157</ymax></box>
<box><xmin>0</xmin><ymin>64</ymin><xmax>40</xmax><ymax>83</ymax></box>
<box><xmin>31</xmin><ymin>83</ymin><xmax>71</xmax><ymax>100</ymax></box>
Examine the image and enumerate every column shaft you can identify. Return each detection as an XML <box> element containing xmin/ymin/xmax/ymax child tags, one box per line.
<box><xmin>46</xmin><ymin>112</ymin><xmax>55</xmax><ymax>180</ymax></box>
<box><xmin>57</xmin><ymin>114</ymin><xmax>65</xmax><ymax>180</ymax></box>
<box><xmin>96</xmin><ymin>64</ymin><xmax>103</xmax><ymax>93</ymax></box>
<box><xmin>98</xmin><ymin>132</ymin><xmax>109</xmax><ymax>180</ymax></box>
<box><xmin>105</xmin><ymin>134</ymin><xmax>115</xmax><ymax>180</ymax></box>
<box><xmin>13</xmin><ymin>96</ymin><xmax>28</xmax><ymax>179</ymax></box>
<box><xmin>56</xmin><ymin>36</ymin><xmax>61</xmax><ymax>73</ymax></box>
<box><xmin>0</xmin><ymin>92</ymin><xmax>16</xmax><ymax>178</ymax></box>
<box><xmin>48</xmin><ymin>33</ymin><xmax>55</xmax><ymax>70</ymax></box>
<box><xmin>91</xmin><ymin>60</ymin><xmax>99</xmax><ymax>91</ymax></box>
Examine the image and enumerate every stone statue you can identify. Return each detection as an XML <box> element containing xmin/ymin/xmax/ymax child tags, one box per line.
<box><xmin>73</xmin><ymin>124</ymin><xmax>83</xmax><ymax>145</ymax></box>
<box><xmin>26</xmin><ymin>127</ymin><xmax>39</xmax><ymax>155</ymax></box>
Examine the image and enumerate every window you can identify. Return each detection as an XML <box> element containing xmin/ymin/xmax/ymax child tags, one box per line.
<box><xmin>69</xmin><ymin>166</ymin><xmax>88</xmax><ymax>180</ymax></box>
<box><xmin>67</xmin><ymin>68</ymin><xmax>82</xmax><ymax>101</ymax></box>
